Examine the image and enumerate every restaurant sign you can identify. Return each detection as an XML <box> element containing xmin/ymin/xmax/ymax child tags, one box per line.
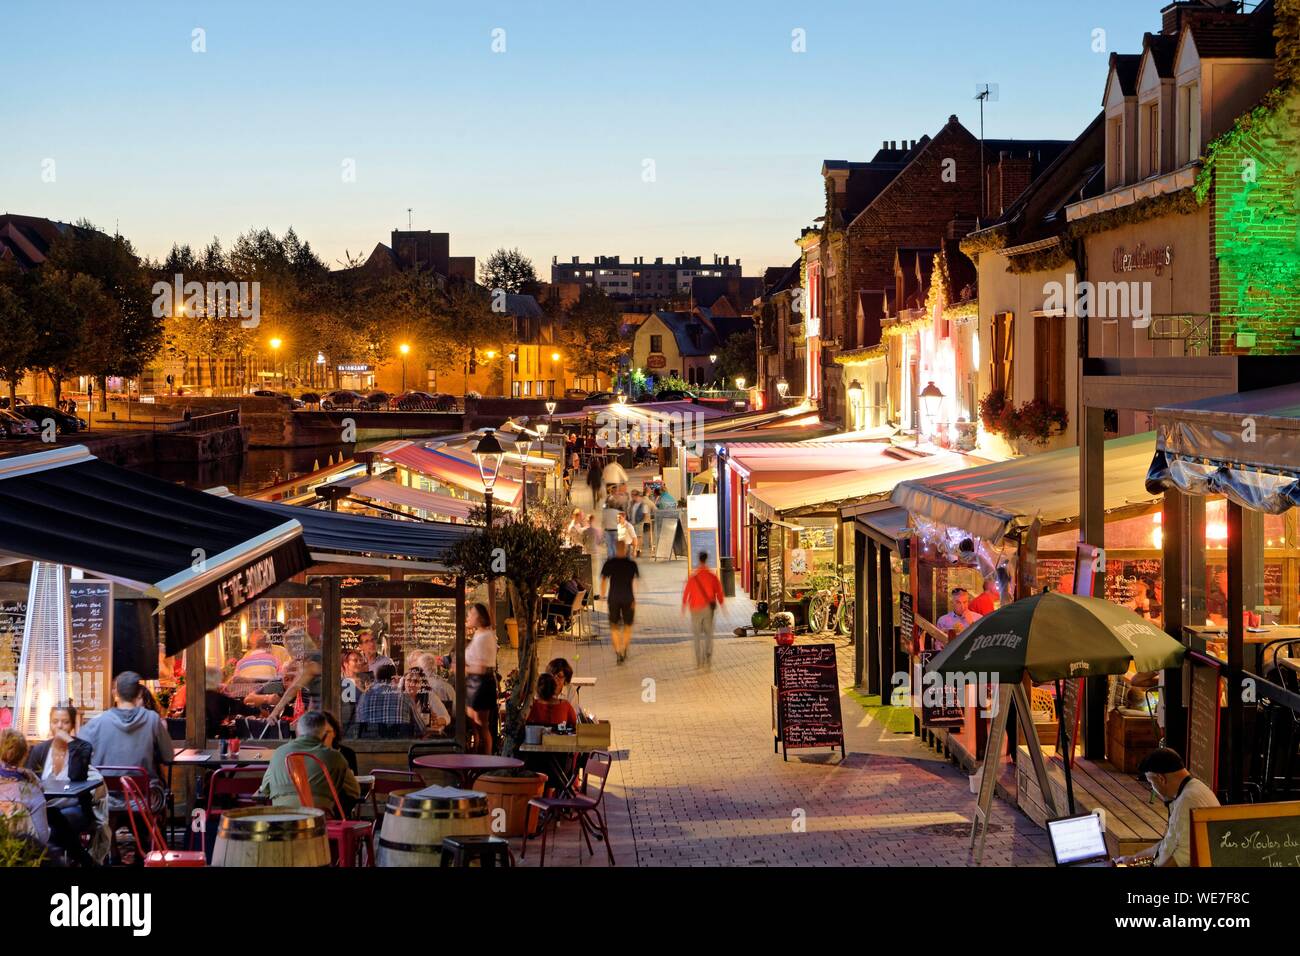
<box><xmin>1113</xmin><ymin>242</ymin><xmax>1173</xmax><ymax>276</ymax></box>
<box><xmin>647</xmin><ymin>354</ymin><xmax>666</xmax><ymax>369</ymax></box>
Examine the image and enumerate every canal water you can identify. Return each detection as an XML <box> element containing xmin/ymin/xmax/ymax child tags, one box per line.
<box><xmin>138</xmin><ymin>444</ymin><xmax>358</xmax><ymax>494</ymax></box>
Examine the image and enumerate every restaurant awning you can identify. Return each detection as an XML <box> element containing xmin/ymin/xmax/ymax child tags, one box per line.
<box><xmin>333</xmin><ymin>476</ymin><xmax>479</xmax><ymax>521</ymax></box>
<box><xmin>1146</xmin><ymin>383</ymin><xmax>1300</xmax><ymax>514</ymax></box>
<box><xmin>367</xmin><ymin>441</ymin><xmax>523</xmax><ymax>507</ymax></box>
<box><xmin>891</xmin><ymin>432</ymin><xmax>1160</xmax><ymax>544</ymax></box>
<box><xmin>747</xmin><ymin>450</ymin><xmax>979</xmax><ymax>521</ymax></box>
<box><xmin>0</xmin><ymin>446</ymin><xmax>310</xmax><ymax>654</ymax></box>
<box><xmin>230</xmin><ymin>496</ymin><xmax>472</xmax><ymax>567</ymax></box>
<box><xmin>856</xmin><ymin>506</ymin><xmax>910</xmax><ymax>547</ymax></box>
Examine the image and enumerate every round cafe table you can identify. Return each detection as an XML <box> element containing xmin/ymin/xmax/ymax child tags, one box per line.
<box><xmin>412</xmin><ymin>754</ymin><xmax>524</xmax><ymax>790</ymax></box>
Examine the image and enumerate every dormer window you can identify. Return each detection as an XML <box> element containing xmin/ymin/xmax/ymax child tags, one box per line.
<box><xmin>1177</xmin><ymin>80</ymin><xmax>1201</xmax><ymax>164</ymax></box>
<box><xmin>1144</xmin><ymin>102</ymin><xmax>1160</xmax><ymax>177</ymax></box>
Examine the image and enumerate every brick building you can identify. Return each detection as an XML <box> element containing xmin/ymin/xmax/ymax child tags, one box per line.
<box><xmin>797</xmin><ymin>119</ymin><xmax>1068</xmax><ymax>425</ymax></box>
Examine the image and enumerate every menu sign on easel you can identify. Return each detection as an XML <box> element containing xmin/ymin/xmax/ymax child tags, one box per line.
<box><xmin>772</xmin><ymin>643</ymin><xmax>845</xmax><ymax>759</ymax></box>
<box><xmin>1187</xmin><ymin>655</ymin><xmax>1222</xmax><ymax>790</ymax></box>
<box><xmin>1191</xmin><ymin>802</ymin><xmax>1300</xmax><ymax>867</ymax></box>
<box><xmin>899</xmin><ymin>591</ymin><xmax>915</xmax><ymax>654</ymax></box>
<box><xmin>69</xmin><ymin>581</ymin><xmax>113</xmax><ymax>717</ymax></box>
<box><xmin>919</xmin><ymin>648</ymin><xmax>964</xmax><ymax>727</ymax></box>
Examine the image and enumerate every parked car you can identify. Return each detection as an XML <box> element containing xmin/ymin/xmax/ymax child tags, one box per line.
<box><xmin>391</xmin><ymin>390</ymin><xmax>435</xmax><ymax>410</ymax></box>
<box><xmin>366</xmin><ymin>391</ymin><xmax>392</xmax><ymax>409</ymax></box>
<box><xmin>321</xmin><ymin>390</ymin><xmax>365</xmax><ymax>410</ymax></box>
<box><xmin>651</xmin><ymin>389</ymin><xmax>696</xmax><ymax>403</ymax></box>
<box><xmin>251</xmin><ymin>389</ymin><xmax>304</xmax><ymax>409</ymax></box>
<box><xmin>0</xmin><ymin>397</ymin><xmax>30</xmax><ymax>410</ymax></box>
<box><xmin>299</xmin><ymin>392</ymin><xmax>321</xmax><ymax>407</ymax></box>
<box><xmin>582</xmin><ymin>391</ymin><xmax>618</xmax><ymax>406</ymax></box>
<box><xmin>0</xmin><ymin>409</ymin><xmax>40</xmax><ymax>439</ymax></box>
<box><xmin>16</xmin><ymin>405</ymin><xmax>87</xmax><ymax>434</ymax></box>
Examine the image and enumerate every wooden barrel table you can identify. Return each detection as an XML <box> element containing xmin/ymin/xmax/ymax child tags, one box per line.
<box><xmin>211</xmin><ymin>806</ymin><xmax>331</xmax><ymax>867</ymax></box>
<box><xmin>377</xmin><ymin>787</ymin><xmax>490</xmax><ymax>867</ymax></box>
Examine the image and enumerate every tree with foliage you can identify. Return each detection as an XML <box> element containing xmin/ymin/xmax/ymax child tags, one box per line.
<box><xmin>445</xmin><ymin>506</ymin><xmax>586</xmax><ymax>757</ymax></box>
<box><xmin>430</xmin><ymin>283</ymin><xmax>512</xmax><ymax>394</ymax></box>
<box><xmin>479</xmin><ymin>247</ymin><xmax>538</xmax><ymax>295</ymax></box>
<box><xmin>557</xmin><ymin>285</ymin><xmax>627</xmax><ymax>385</ymax></box>
<box><xmin>47</xmin><ymin>223</ymin><xmax>160</xmax><ymax>409</ymax></box>
<box><xmin>25</xmin><ymin>268</ymin><xmax>107</xmax><ymax>405</ymax></box>
<box><xmin>0</xmin><ymin>282</ymin><xmax>35</xmax><ymax>409</ymax></box>
<box><xmin>714</xmin><ymin>327</ymin><xmax>757</xmax><ymax>388</ymax></box>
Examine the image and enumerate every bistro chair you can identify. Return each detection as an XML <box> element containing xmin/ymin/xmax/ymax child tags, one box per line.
<box><xmin>547</xmin><ymin>589</ymin><xmax>589</xmax><ymax>640</ymax></box>
<box><xmin>285</xmin><ymin>751</ymin><xmax>375</xmax><ymax>867</ymax></box>
<box><xmin>120</xmin><ymin>775</ymin><xmax>205</xmax><ymax>868</ymax></box>
<box><xmin>192</xmin><ymin>767</ymin><xmax>266</xmax><ymax>854</ymax></box>
<box><xmin>368</xmin><ymin>769</ymin><xmax>422</xmax><ymax>822</ymax></box>
<box><xmin>520</xmin><ymin>749</ymin><xmax>615</xmax><ymax>867</ymax></box>
<box><xmin>1251</xmin><ymin>639</ymin><xmax>1300</xmax><ymax>798</ymax></box>
<box><xmin>96</xmin><ymin>765</ymin><xmax>156</xmax><ymax>864</ymax></box>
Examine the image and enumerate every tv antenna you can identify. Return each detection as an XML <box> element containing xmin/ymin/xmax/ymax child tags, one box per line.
<box><xmin>407</xmin><ymin>208</ymin><xmax>413</xmax><ymax>230</ymax></box>
<box><xmin>974</xmin><ymin>84</ymin><xmax>998</xmax><ymax>227</ymax></box>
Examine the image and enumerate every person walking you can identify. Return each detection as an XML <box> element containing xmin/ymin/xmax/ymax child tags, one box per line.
<box><xmin>586</xmin><ymin>457</ymin><xmax>603</xmax><ymax>509</ymax></box>
<box><xmin>682</xmin><ymin>552</ymin><xmax>725</xmax><ymax>668</ymax></box>
<box><xmin>601</xmin><ymin>492</ymin><xmax>623</xmax><ymax>557</ymax></box>
<box><xmin>598</xmin><ymin>541</ymin><xmax>640</xmax><ymax>664</ymax></box>
<box><xmin>629</xmin><ymin>489</ymin><xmax>654</xmax><ymax>556</ymax></box>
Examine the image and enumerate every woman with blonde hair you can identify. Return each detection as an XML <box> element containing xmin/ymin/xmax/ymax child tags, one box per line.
<box><xmin>0</xmin><ymin>729</ymin><xmax>49</xmax><ymax>846</ymax></box>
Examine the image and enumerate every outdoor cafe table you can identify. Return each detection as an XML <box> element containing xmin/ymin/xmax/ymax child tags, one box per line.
<box><xmin>173</xmin><ymin>747</ymin><xmax>276</xmax><ymax>767</ymax></box>
<box><xmin>412</xmin><ymin>754</ymin><xmax>523</xmax><ymax>789</ymax></box>
<box><xmin>518</xmin><ymin>735</ymin><xmax>590</xmax><ymax>797</ymax></box>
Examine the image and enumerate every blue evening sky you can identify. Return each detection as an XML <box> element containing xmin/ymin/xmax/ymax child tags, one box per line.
<box><xmin>2</xmin><ymin>1</ymin><xmax>1160</xmax><ymax>275</ymax></box>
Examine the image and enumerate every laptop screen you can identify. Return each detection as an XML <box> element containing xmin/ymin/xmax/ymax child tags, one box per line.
<box><xmin>1047</xmin><ymin>814</ymin><xmax>1107</xmax><ymax>865</ymax></box>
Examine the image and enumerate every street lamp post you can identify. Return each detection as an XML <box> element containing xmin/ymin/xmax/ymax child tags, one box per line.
<box><xmin>399</xmin><ymin>343</ymin><xmax>410</xmax><ymax>392</ymax></box>
<box><xmin>537</xmin><ymin>421</ymin><xmax>551</xmax><ymax>498</ymax></box>
<box><xmin>473</xmin><ymin>429</ymin><xmax>507</xmax><ymax>612</ymax></box>
<box><xmin>516</xmin><ymin>432</ymin><xmax>533</xmax><ymax>516</ymax></box>
<box><xmin>269</xmin><ymin>337</ymin><xmax>283</xmax><ymax>391</ymax></box>
<box><xmin>918</xmin><ymin>380</ymin><xmax>944</xmax><ymax>448</ymax></box>
<box><xmin>847</xmin><ymin>379</ymin><xmax>863</xmax><ymax>430</ymax></box>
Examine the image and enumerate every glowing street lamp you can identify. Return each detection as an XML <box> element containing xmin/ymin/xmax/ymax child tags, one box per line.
<box><xmin>776</xmin><ymin>377</ymin><xmax>790</xmax><ymax>400</ymax></box>
<box><xmin>734</xmin><ymin>376</ymin><xmax>746</xmax><ymax>391</ymax></box>
<box><xmin>550</xmin><ymin>351</ymin><xmax>561</xmax><ymax>362</ymax></box>
<box><xmin>847</xmin><ymin>379</ymin><xmax>863</xmax><ymax>429</ymax></box>
<box><xmin>398</xmin><ymin>342</ymin><xmax>411</xmax><ymax>391</ymax></box>
<box><xmin>269</xmin><ymin>337</ymin><xmax>283</xmax><ymax>388</ymax></box>
<box><xmin>918</xmin><ymin>380</ymin><xmax>944</xmax><ymax>446</ymax></box>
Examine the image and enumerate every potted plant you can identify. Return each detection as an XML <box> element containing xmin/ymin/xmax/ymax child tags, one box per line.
<box><xmin>772</xmin><ymin>611</ymin><xmax>796</xmax><ymax>646</ymax></box>
<box><xmin>447</xmin><ymin>497</ymin><xmax>587</xmax><ymax>757</ymax></box>
<box><xmin>0</xmin><ymin>814</ymin><xmax>47</xmax><ymax>867</ymax></box>
<box><xmin>476</xmin><ymin>767</ymin><xmax>547</xmax><ymax>837</ymax></box>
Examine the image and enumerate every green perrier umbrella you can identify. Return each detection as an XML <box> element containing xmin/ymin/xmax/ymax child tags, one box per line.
<box><xmin>924</xmin><ymin>591</ymin><xmax>1185</xmax><ymax>684</ymax></box>
<box><xmin>926</xmin><ymin>591</ymin><xmax>1185</xmax><ymax>816</ymax></box>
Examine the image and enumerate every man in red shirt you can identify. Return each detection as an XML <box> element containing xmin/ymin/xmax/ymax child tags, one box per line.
<box><xmin>969</xmin><ymin>578</ymin><xmax>1000</xmax><ymax>617</ymax></box>
<box><xmin>681</xmin><ymin>552</ymin><xmax>725</xmax><ymax>668</ymax></box>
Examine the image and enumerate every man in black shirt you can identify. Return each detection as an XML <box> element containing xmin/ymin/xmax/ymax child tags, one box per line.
<box><xmin>598</xmin><ymin>541</ymin><xmax>640</xmax><ymax>663</ymax></box>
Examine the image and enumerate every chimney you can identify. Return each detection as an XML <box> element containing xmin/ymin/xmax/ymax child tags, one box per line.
<box><xmin>571</xmin><ymin>256</ymin><xmax>578</xmax><ymax>264</ymax></box>
<box><xmin>882</xmin><ymin>140</ymin><xmax>889</xmax><ymax>149</ymax></box>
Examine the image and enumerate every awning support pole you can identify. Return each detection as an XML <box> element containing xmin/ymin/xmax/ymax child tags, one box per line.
<box><xmin>863</xmin><ymin>535</ymin><xmax>877</xmax><ymax>693</ymax></box>
<box><xmin>1162</xmin><ymin>489</ymin><xmax>1187</xmax><ymax>750</ymax></box>
<box><xmin>1227</xmin><ymin>501</ymin><xmax>1245</xmax><ymax>802</ymax></box>
<box><xmin>1080</xmin><ymin>404</ymin><xmax>1107</xmax><ymax>759</ymax></box>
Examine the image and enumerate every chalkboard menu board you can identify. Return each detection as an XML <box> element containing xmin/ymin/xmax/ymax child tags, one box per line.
<box><xmin>689</xmin><ymin>528</ymin><xmax>718</xmax><ymax>572</ymax></box>
<box><xmin>768</xmin><ymin>525</ymin><xmax>784</xmax><ymax>610</ymax></box>
<box><xmin>755</xmin><ymin>522</ymin><xmax>770</xmax><ymax>562</ymax></box>
<box><xmin>1192</xmin><ymin>802</ymin><xmax>1300</xmax><ymax>867</ymax></box>
<box><xmin>0</xmin><ymin>599</ymin><xmax>27</xmax><ymax>710</ymax></box>
<box><xmin>1187</xmin><ymin>657</ymin><xmax>1222</xmax><ymax>790</ymax></box>
<box><xmin>919</xmin><ymin>648</ymin><xmax>964</xmax><ymax>727</ymax></box>
<box><xmin>899</xmin><ymin>591</ymin><xmax>915</xmax><ymax>655</ymax></box>
<box><xmin>772</xmin><ymin>643</ymin><xmax>845</xmax><ymax>759</ymax></box>
<box><xmin>406</xmin><ymin>599</ymin><xmax>458</xmax><ymax>659</ymax></box>
<box><xmin>1058</xmin><ymin>678</ymin><xmax>1082</xmax><ymax>766</ymax></box>
<box><xmin>69</xmin><ymin>581</ymin><xmax>113</xmax><ymax>716</ymax></box>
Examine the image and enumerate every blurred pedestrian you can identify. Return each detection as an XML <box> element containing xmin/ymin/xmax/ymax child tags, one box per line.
<box><xmin>598</xmin><ymin>541</ymin><xmax>640</xmax><ymax>664</ymax></box>
<box><xmin>682</xmin><ymin>552</ymin><xmax>725</xmax><ymax>668</ymax></box>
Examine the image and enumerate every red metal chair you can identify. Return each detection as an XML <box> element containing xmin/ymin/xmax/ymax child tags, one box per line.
<box><xmin>520</xmin><ymin>750</ymin><xmax>615</xmax><ymax>866</ymax></box>
<box><xmin>368</xmin><ymin>769</ymin><xmax>422</xmax><ymax>822</ymax></box>
<box><xmin>191</xmin><ymin>766</ymin><xmax>266</xmax><ymax>852</ymax></box>
<box><xmin>121</xmin><ymin>775</ymin><xmax>206</xmax><ymax>867</ymax></box>
<box><xmin>96</xmin><ymin>765</ymin><xmax>154</xmax><ymax>864</ymax></box>
<box><xmin>285</xmin><ymin>751</ymin><xmax>374</xmax><ymax>867</ymax></box>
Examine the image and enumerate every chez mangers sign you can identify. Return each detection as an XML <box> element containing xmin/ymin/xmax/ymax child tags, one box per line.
<box><xmin>50</xmin><ymin>887</ymin><xmax>151</xmax><ymax>936</ymax></box>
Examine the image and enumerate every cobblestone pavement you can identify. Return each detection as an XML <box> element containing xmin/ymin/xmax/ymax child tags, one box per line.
<box><xmin>515</xmin><ymin>475</ymin><xmax>1052</xmax><ymax>867</ymax></box>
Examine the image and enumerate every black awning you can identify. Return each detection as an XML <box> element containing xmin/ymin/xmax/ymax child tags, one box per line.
<box><xmin>237</xmin><ymin>498</ymin><xmax>472</xmax><ymax>562</ymax></box>
<box><xmin>0</xmin><ymin>446</ymin><xmax>310</xmax><ymax>655</ymax></box>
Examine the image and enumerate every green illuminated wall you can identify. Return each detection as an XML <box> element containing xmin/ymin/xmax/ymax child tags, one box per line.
<box><xmin>1212</xmin><ymin>88</ymin><xmax>1300</xmax><ymax>354</ymax></box>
